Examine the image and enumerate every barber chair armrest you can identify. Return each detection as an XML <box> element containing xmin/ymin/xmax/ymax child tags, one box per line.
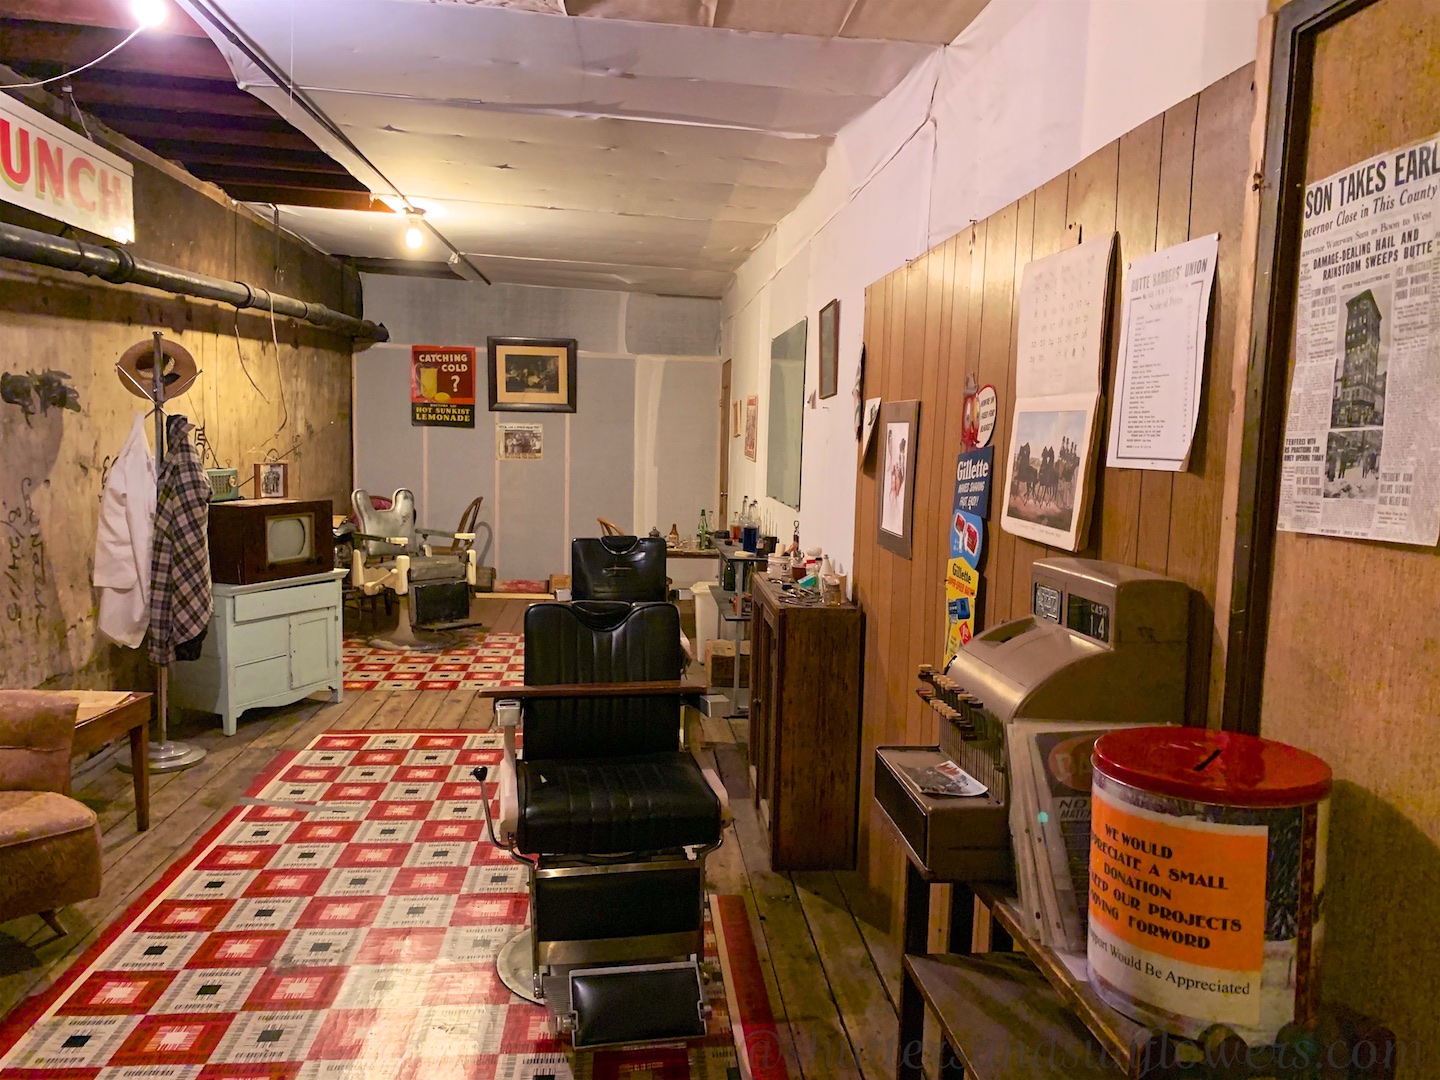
<box><xmin>700</xmin><ymin>764</ymin><xmax>731</xmax><ymax>825</ymax></box>
<box><xmin>476</xmin><ymin>681</ymin><xmax>708</xmax><ymax>700</ymax></box>
<box><xmin>490</xmin><ymin>700</ymin><xmax>521</xmax><ymax>843</ymax></box>
<box><xmin>353</xmin><ymin>531</ymin><xmax>412</xmax><ymax>547</ymax></box>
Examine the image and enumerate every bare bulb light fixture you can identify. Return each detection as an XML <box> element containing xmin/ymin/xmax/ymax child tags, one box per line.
<box><xmin>404</xmin><ymin>209</ymin><xmax>425</xmax><ymax>251</ymax></box>
<box><xmin>132</xmin><ymin>0</ymin><xmax>168</xmax><ymax>28</ymax></box>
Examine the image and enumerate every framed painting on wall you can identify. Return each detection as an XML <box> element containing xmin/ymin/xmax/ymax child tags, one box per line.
<box><xmin>487</xmin><ymin>336</ymin><xmax>577</xmax><ymax>413</ymax></box>
<box><xmin>876</xmin><ymin>400</ymin><xmax>920</xmax><ymax>558</ymax></box>
<box><xmin>744</xmin><ymin>395</ymin><xmax>759</xmax><ymax>461</ymax></box>
<box><xmin>819</xmin><ymin>298</ymin><xmax>840</xmax><ymax>399</ymax></box>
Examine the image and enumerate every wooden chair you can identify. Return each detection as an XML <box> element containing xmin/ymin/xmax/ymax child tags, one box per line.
<box><xmin>597</xmin><ymin>517</ymin><xmax>624</xmax><ymax>536</ymax></box>
<box><xmin>432</xmin><ymin>497</ymin><xmax>484</xmax><ymax>555</ymax></box>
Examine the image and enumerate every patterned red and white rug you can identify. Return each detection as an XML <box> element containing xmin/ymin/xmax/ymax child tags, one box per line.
<box><xmin>0</xmin><ymin>731</ymin><xmax>785</xmax><ymax>1080</ymax></box>
<box><xmin>343</xmin><ymin>633</ymin><xmax>525</xmax><ymax>692</ymax></box>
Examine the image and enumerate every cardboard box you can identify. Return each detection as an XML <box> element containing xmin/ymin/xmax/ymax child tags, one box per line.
<box><xmin>706</xmin><ymin>638</ymin><xmax>750</xmax><ymax>688</ymax></box>
<box><xmin>548</xmin><ymin>573</ymin><xmax>571</xmax><ymax>593</ymax></box>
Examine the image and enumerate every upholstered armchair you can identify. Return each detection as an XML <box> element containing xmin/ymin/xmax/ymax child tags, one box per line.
<box><xmin>349</xmin><ymin>488</ymin><xmax>479</xmax><ymax>642</ymax></box>
<box><xmin>0</xmin><ymin>692</ymin><xmax>103</xmax><ymax>935</ymax></box>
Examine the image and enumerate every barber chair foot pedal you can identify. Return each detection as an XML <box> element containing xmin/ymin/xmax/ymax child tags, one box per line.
<box><xmin>559</xmin><ymin>961</ymin><xmax>710</xmax><ymax>1049</ymax></box>
<box><xmin>411</xmin><ymin>580</ymin><xmax>480</xmax><ymax>630</ymax></box>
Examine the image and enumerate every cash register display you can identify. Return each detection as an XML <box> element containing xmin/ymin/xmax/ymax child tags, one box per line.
<box><xmin>1066</xmin><ymin>596</ymin><xmax>1111</xmax><ymax>642</ymax></box>
<box><xmin>1033</xmin><ymin>582</ymin><xmax>1062</xmax><ymax>623</ymax></box>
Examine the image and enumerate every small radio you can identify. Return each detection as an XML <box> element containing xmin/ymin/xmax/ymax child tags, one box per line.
<box><xmin>206</xmin><ymin>467</ymin><xmax>240</xmax><ymax>502</ymax></box>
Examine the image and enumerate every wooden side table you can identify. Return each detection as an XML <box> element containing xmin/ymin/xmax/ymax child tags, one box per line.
<box><xmin>65</xmin><ymin>691</ymin><xmax>152</xmax><ymax>831</ymax></box>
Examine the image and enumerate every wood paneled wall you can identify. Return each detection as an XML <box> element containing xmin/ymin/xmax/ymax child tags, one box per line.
<box><xmin>851</xmin><ymin>64</ymin><xmax>1255</xmax><ymax>930</ymax></box>
<box><xmin>1255</xmin><ymin>0</ymin><xmax>1440</xmax><ymax>1066</ymax></box>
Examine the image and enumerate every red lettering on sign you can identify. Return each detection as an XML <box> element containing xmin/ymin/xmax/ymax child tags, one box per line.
<box><xmin>68</xmin><ymin>157</ymin><xmax>96</xmax><ymax>213</ymax></box>
<box><xmin>36</xmin><ymin>137</ymin><xmax>63</xmax><ymax>202</ymax></box>
<box><xmin>0</xmin><ymin>120</ymin><xmax>30</xmax><ymax>189</ymax></box>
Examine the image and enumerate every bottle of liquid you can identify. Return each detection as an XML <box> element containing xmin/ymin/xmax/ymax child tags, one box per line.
<box><xmin>667</xmin><ymin>522</ymin><xmax>680</xmax><ymax>548</ymax></box>
<box><xmin>731</xmin><ymin>501</ymin><xmax>744</xmax><ymax>542</ymax></box>
<box><xmin>697</xmin><ymin>509</ymin><xmax>710</xmax><ymax>550</ymax></box>
<box><xmin>741</xmin><ymin>499</ymin><xmax>760</xmax><ymax>554</ymax></box>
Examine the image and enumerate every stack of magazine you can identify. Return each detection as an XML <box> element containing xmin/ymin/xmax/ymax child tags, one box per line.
<box><xmin>1006</xmin><ymin>720</ymin><xmax>1122</xmax><ymax>954</ymax></box>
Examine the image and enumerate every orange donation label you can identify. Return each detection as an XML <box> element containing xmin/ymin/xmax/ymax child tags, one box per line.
<box><xmin>1087</xmin><ymin>785</ymin><xmax>1268</xmax><ymax>1028</ymax></box>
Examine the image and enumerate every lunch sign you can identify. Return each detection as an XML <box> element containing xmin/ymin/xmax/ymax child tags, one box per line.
<box><xmin>0</xmin><ymin>93</ymin><xmax>135</xmax><ymax>244</ymax></box>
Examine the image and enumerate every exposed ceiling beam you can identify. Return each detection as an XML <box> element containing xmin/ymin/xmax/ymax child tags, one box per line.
<box><xmin>0</xmin><ymin>0</ymin><xmax>209</xmax><ymax>37</ymax></box>
<box><xmin>0</xmin><ymin>20</ymin><xmax>235</xmax><ymax>80</ymax></box>
<box><xmin>65</xmin><ymin>72</ymin><xmax>275</xmax><ymax>119</ymax></box>
<box><xmin>229</xmin><ymin>186</ymin><xmax>388</xmax><ymax>212</ymax></box>
<box><xmin>142</xmin><ymin>139</ymin><xmax>352</xmax><ymax>174</ymax></box>
<box><xmin>79</xmin><ymin>110</ymin><xmax>321</xmax><ymax>151</ymax></box>
<box><xmin>346</xmin><ymin>257</ymin><xmax>461</xmax><ymax>279</ymax></box>
<box><xmin>184</xmin><ymin>163</ymin><xmax>369</xmax><ymax>193</ymax></box>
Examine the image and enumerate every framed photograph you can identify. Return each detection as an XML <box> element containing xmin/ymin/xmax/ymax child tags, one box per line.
<box><xmin>999</xmin><ymin>395</ymin><xmax>1098</xmax><ymax>551</ymax></box>
<box><xmin>496</xmin><ymin>422</ymin><xmax>543</xmax><ymax>460</ymax></box>
<box><xmin>253</xmin><ymin>461</ymin><xmax>289</xmax><ymax>499</ymax></box>
<box><xmin>860</xmin><ymin>396</ymin><xmax>882</xmax><ymax>457</ymax></box>
<box><xmin>876</xmin><ymin>400</ymin><xmax>920</xmax><ymax>558</ymax></box>
<box><xmin>487</xmin><ymin>336</ymin><xmax>577</xmax><ymax>413</ymax></box>
<box><xmin>819</xmin><ymin>298</ymin><xmax>840</xmax><ymax>399</ymax></box>
<box><xmin>744</xmin><ymin>395</ymin><xmax>759</xmax><ymax>461</ymax></box>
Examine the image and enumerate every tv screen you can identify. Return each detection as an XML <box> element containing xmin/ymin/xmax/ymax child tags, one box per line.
<box><xmin>267</xmin><ymin>514</ymin><xmax>314</xmax><ymax>564</ymax></box>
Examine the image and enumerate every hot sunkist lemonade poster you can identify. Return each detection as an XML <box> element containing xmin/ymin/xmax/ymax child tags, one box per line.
<box><xmin>945</xmin><ymin>447</ymin><xmax>994</xmax><ymax>658</ymax></box>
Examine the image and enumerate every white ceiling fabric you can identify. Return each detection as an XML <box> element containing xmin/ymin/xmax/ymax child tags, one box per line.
<box><xmin>180</xmin><ymin>0</ymin><xmax>944</xmax><ymax>295</ymax></box>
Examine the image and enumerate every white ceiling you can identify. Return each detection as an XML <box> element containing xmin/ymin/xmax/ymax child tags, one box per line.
<box><xmin>183</xmin><ymin>0</ymin><xmax>987</xmax><ymax>296</ymax></box>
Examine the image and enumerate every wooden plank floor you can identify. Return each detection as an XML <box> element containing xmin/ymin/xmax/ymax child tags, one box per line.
<box><xmin>0</xmin><ymin>598</ymin><xmax>902</xmax><ymax>1078</ymax></box>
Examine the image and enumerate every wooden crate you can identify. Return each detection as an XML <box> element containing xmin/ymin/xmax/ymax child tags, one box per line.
<box><xmin>705</xmin><ymin>638</ymin><xmax>750</xmax><ymax>688</ymax></box>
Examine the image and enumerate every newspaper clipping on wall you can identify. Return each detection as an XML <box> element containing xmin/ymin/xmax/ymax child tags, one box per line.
<box><xmin>1278</xmin><ymin>131</ymin><xmax>1440</xmax><ymax>545</ymax></box>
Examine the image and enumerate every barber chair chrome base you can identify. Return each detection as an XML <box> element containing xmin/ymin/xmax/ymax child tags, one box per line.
<box><xmin>496</xmin><ymin>927</ymin><xmax>542</xmax><ymax>1004</ymax></box>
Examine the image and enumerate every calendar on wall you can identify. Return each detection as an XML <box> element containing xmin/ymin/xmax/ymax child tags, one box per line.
<box><xmin>1000</xmin><ymin>235</ymin><xmax>1115</xmax><ymax>550</ymax></box>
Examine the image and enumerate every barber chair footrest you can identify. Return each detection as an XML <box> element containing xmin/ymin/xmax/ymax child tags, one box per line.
<box><xmin>561</xmin><ymin>961</ymin><xmax>709</xmax><ymax>1048</ymax></box>
<box><xmin>411</xmin><ymin>580</ymin><xmax>473</xmax><ymax>628</ymax></box>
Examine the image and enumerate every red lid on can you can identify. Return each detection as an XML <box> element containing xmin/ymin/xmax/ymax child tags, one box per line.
<box><xmin>1093</xmin><ymin>727</ymin><xmax>1332</xmax><ymax>807</ymax></box>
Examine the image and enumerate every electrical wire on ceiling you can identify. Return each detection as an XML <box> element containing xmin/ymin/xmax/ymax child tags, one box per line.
<box><xmin>0</xmin><ymin>27</ymin><xmax>146</xmax><ymax>89</ymax></box>
<box><xmin>183</xmin><ymin>0</ymin><xmax>492</xmax><ymax>284</ymax></box>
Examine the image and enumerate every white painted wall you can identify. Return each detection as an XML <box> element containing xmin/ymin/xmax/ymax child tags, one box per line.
<box><xmin>357</xmin><ymin>277</ymin><xmax>722</xmax><ymax>582</ymax></box>
<box><xmin>721</xmin><ymin>0</ymin><xmax>1267</xmax><ymax>581</ymax></box>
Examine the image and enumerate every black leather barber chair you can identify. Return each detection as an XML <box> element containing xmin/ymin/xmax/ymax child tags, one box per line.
<box><xmin>477</xmin><ymin>599</ymin><xmax>726</xmax><ymax>1048</ymax></box>
<box><xmin>570</xmin><ymin>535</ymin><xmax>668</xmax><ymax>602</ymax></box>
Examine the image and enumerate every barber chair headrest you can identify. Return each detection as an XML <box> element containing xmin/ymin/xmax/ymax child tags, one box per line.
<box><xmin>570</xmin><ymin>536</ymin><xmax>668</xmax><ymax>603</ymax></box>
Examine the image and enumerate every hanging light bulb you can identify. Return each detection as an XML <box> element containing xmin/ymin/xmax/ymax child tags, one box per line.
<box><xmin>404</xmin><ymin>209</ymin><xmax>425</xmax><ymax>251</ymax></box>
<box><xmin>132</xmin><ymin>0</ymin><xmax>168</xmax><ymax>29</ymax></box>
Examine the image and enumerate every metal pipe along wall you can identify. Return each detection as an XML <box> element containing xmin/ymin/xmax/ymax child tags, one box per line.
<box><xmin>0</xmin><ymin>220</ymin><xmax>388</xmax><ymax>341</ymax></box>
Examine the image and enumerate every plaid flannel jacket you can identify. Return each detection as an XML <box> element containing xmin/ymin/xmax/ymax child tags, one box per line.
<box><xmin>148</xmin><ymin>414</ymin><xmax>213</xmax><ymax>664</ymax></box>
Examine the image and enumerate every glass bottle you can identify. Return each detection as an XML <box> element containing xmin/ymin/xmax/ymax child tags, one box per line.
<box><xmin>696</xmin><ymin>509</ymin><xmax>710</xmax><ymax>550</ymax></box>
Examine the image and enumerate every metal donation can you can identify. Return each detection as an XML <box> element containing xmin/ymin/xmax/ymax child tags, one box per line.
<box><xmin>1087</xmin><ymin>727</ymin><xmax>1331</xmax><ymax>1045</ymax></box>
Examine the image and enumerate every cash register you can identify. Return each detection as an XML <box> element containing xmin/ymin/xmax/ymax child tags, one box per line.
<box><xmin>875</xmin><ymin>557</ymin><xmax>1190</xmax><ymax>881</ymax></box>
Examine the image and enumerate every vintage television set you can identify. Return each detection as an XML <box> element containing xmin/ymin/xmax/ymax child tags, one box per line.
<box><xmin>209</xmin><ymin>498</ymin><xmax>334</xmax><ymax>585</ymax></box>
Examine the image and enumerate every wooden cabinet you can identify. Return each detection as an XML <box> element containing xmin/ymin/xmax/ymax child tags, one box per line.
<box><xmin>170</xmin><ymin>569</ymin><xmax>346</xmax><ymax>735</ymax></box>
<box><xmin>747</xmin><ymin>573</ymin><xmax>863</xmax><ymax>870</ymax></box>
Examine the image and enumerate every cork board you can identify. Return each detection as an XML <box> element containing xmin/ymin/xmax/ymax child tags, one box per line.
<box><xmin>1255</xmin><ymin>0</ymin><xmax>1440</xmax><ymax>1067</ymax></box>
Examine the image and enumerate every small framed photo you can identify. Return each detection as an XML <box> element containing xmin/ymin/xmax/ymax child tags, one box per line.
<box><xmin>487</xmin><ymin>336</ymin><xmax>578</xmax><ymax>413</ymax></box>
<box><xmin>818</xmin><ymin>298</ymin><xmax>840</xmax><ymax>399</ymax></box>
<box><xmin>254</xmin><ymin>461</ymin><xmax>289</xmax><ymax>499</ymax></box>
<box><xmin>877</xmin><ymin>400</ymin><xmax>920</xmax><ymax>558</ymax></box>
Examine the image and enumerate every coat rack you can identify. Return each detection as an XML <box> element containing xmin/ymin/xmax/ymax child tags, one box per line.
<box><xmin>117</xmin><ymin>331</ymin><xmax>207</xmax><ymax>773</ymax></box>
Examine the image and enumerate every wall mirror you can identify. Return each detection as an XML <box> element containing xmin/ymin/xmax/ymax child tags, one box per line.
<box><xmin>766</xmin><ymin>319</ymin><xmax>806</xmax><ymax>509</ymax></box>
